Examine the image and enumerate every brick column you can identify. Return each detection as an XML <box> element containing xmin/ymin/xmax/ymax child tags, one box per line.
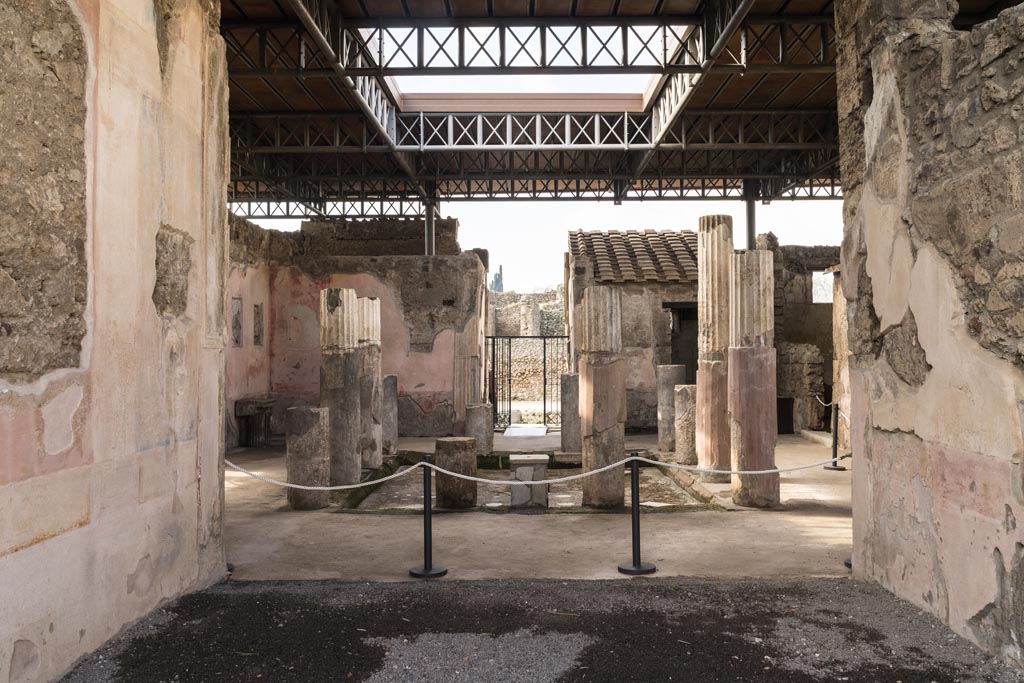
<box><xmin>696</xmin><ymin>215</ymin><xmax>733</xmax><ymax>483</ymax></box>
<box><xmin>357</xmin><ymin>297</ymin><xmax>383</xmax><ymax>470</ymax></box>
<box><xmin>728</xmin><ymin>250</ymin><xmax>779</xmax><ymax>507</ymax></box>
<box><xmin>579</xmin><ymin>286</ymin><xmax>626</xmax><ymax>508</ymax></box>
<box><xmin>320</xmin><ymin>287</ymin><xmax>361</xmax><ymax>486</ymax></box>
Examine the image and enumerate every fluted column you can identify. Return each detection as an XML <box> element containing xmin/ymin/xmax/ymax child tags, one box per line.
<box><xmin>320</xmin><ymin>288</ymin><xmax>361</xmax><ymax>485</ymax></box>
<box><xmin>728</xmin><ymin>250</ymin><xmax>779</xmax><ymax>507</ymax></box>
<box><xmin>696</xmin><ymin>215</ymin><xmax>733</xmax><ymax>482</ymax></box>
<box><xmin>357</xmin><ymin>296</ymin><xmax>383</xmax><ymax>470</ymax></box>
<box><xmin>579</xmin><ymin>286</ymin><xmax>626</xmax><ymax>508</ymax></box>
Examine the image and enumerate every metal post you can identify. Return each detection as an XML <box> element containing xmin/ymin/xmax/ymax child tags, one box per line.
<box><xmin>542</xmin><ymin>336</ymin><xmax>548</xmax><ymax>425</ymax></box>
<box><xmin>618</xmin><ymin>453</ymin><xmax>656</xmax><ymax>575</ymax></box>
<box><xmin>824</xmin><ymin>404</ymin><xmax>848</xmax><ymax>471</ymax></box>
<box><xmin>424</xmin><ymin>201</ymin><xmax>436</xmax><ymax>256</ymax></box>
<box><xmin>410</xmin><ymin>455</ymin><xmax>447</xmax><ymax>578</ymax></box>
<box><xmin>743</xmin><ymin>179</ymin><xmax>758</xmax><ymax>250</ymax></box>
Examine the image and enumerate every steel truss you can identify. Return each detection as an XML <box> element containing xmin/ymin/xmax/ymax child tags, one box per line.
<box><xmin>231</xmin><ymin>109</ymin><xmax>836</xmax><ymax>153</ymax></box>
<box><xmin>223</xmin><ymin>14</ymin><xmax>833</xmax><ymax>78</ymax></box>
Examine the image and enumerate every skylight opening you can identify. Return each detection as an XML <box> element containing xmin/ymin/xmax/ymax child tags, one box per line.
<box><xmin>393</xmin><ymin>74</ymin><xmax>655</xmax><ymax>95</ymax></box>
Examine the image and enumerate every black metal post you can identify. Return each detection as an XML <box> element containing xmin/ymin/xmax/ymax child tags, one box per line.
<box><xmin>410</xmin><ymin>455</ymin><xmax>447</xmax><ymax>578</ymax></box>
<box><xmin>542</xmin><ymin>336</ymin><xmax>548</xmax><ymax>425</ymax></box>
<box><xmin>824</xmin><ymin>403</ymin><xmax>847</xmax><ymax>471</ymax></box>
<box><xmin>618</xmin><ymin>453</ymin><xmax>656</xmax><ymax>575</ymax></box>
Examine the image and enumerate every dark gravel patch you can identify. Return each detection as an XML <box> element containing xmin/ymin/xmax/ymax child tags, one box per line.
<box><xmin>62</xmin><ymin>578</ymin><xmax>1023</xmax><ymax>682</ymax></box>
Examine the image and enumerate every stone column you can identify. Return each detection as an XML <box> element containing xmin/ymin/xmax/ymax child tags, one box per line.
<box><xmin>382</xmin><ymin>374</ymin><xmax>399</xmax><ymax>455</ymax></box>
<box><xmin>656</xmin><ymin>364</ymin><xmax>687</xmax><ymax>451</ymax></box>
<box><xmin>560</xmin><ymin>372</ymin><xmax>581</xmax><ymax>453</ymax></box>
<box><xmin>434</xmin><ymin>437</ymin><xmax>477</xmax><ymax>509</ymax></box>
<box><xmin>579</xmin><ymin>286</ymin><xmax>626</xmax><ymax>508</ymax></box>
<box><xmin>520</xmin><ymin>302</ymin><xmax>542</xmax><ymax>336</ymax></box>
<box><xmin>320</xmin><ymin>288</ymin><xmax>361</xmax><ymax>486</ymax></box>
<box><xmin>357</xmin><ymin>297</ymin><xmax>383</xmax><ymax>470</ymax></box>
<box><xmin>465</xmin><ymin>403</ymin><xmax>494</xmax><ymax>455</ymax></box>
<box><xmin>285</xmin><ymin>406</ymin><xmax>330</xmax><ymax>510</ymax></box>
<box><xmin>728</xmin><ymin>250</ymin><xmax>779</xmax><ymax>507</ymax></box>
<box><xmin>696</xmin><ymin>214</ymin><xmax>733</xmax><ymax>483</ymax></box>
<box><xmin>673</xmin><ymin>384</ymin><xmax>697</xmax><ymax>465</ymax></box>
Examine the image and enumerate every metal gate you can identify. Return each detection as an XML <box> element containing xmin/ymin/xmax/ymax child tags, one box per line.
<box><xmin>486</xmin><ymin>335</ymin><xmax>569</xmax><ymax>429</ymax></box>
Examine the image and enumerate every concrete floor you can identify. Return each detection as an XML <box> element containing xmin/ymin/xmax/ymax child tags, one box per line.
<box><xmin>62</xmin><ymin>578</ymin><xmax>1024</xmax><ymax>682</ymax></box>
<box><xmin>224</xmin><ymin>435</ymin><xmax>852</xmax><ymax>581</ymax></box>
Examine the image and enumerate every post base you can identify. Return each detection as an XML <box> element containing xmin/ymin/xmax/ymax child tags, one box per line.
<box><xmin>618</xmin><ymin>561</ymin><xmax>657</xmax><ymax>576</ymax></box>
<box><xmin>823</xmin><ymin>464</ymin><xmax>848</xmax><ymax>471</ymax></box>
<box><xmin>409</xmin><ymin>565</ymin><xmax>448</xmax><ymax>579</ymax></box>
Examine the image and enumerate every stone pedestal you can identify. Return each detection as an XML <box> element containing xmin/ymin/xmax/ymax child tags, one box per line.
<box><xmin>673</xmin><ymin>384</ymin><xmax>697</xmax><ymax>466</ymax></box>
<box><xmin>696</xmin><ymin>359</ymin><xmax>730</xmax><ymax>482</ymax></box>
<box><xmin>579</xmin><ymin>286</ymin><xmax>626</xmax><ymax>508</ymax></box>
<box><xmin>510</xmin><ymin>454</ymin><xmax>549</xmax><ymax>508</ymax></box>
<box><xmin>382</xmin><ymin>374</ymin><xmax>398</xmax><ymax>455</ymax></box>
<box><xmin>357</xmin><ymin>297</ymin><xmax>383</xmax><ymax>470</ymax></box>
<box><xmin>434</xmin><ymin>437</ymin><xmax>477</xmax><ymax>509</ymax></box>
<box><xmin>560</xmin><ymin>373</ymin><xmax>581</xmax><ymax>453</ymax></box>
<box><xmin>320</xmin><ymin>288</ymin><xmax>361</xmax><ymax>486</ymax></box>
<box><xmin>656</xmin><ymin>364</ymin><xmax>687</xmax><ymax>452</ymax></box>
<box><xmin>728</xmin><ymin>346</ymin><xmax>779</xmax><ymax>507</ymax></box>
<box><xmin>285</xmin><ymin>406</ymin><xmax>330</xmax><ymax>510</ymax></box>
<box><xmin>465</xmin><ymin>403</ymin><xmax>494</xmax><ymax>455</ymax></box>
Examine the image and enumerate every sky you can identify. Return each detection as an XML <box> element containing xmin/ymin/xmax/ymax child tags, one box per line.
<box><xmin>251</xmin><ymin>198</ymin><xmax>843</xmax><ymax>293</ymax></box>
<box><xmin>248</xmin><ymin>74</ymin><xmax>843</xmax><ymax>293</ymax></box>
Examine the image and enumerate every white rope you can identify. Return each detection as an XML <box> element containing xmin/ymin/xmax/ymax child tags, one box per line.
<box><xmin>225</xmin><ymin>453</ymin><xmax>852</xmax><ymax>491</ymax></box>
<box><xmin>814</xmin><ymin>395</ymin><xmax>833</xmax><ymax>407</ymax></box>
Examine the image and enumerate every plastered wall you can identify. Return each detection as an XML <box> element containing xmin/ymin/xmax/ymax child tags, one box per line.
<box><xmin>838</xmin><ymin>0</ymin><xmax>1024</xmax><ymax>667</ymax></box>
<box><xmin>226</xmin><ymin>218</ymin><xmax>488</xmax><ymax>438</ymax></box>
<box><xmin>0</xmin><ymin>1</ymin><xmax>228</xmax><ymax>680</ymax></box>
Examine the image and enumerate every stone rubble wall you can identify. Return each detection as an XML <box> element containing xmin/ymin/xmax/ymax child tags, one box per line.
<box><xmin>0</xmin><ymin>2</ymin><xmax>229</xmax><ymax>680</ymax></box>
<box><xmin>777</xmin><ymin>342</ymin><xmax>827</xmax><ymax>432</ymax></box>
<box><xmin>838</xmin><ymin>0</ymin><xmax>1024</xmax><ymax>668</ymax></box>
<box><xmin>487</xmin><ymin>288</ymin><xmax>567</xmax><ymax>401</ymax></box>
<box><xmin>227</xmin><ymin>215</ymin><xmax>487</xmax><ymax>438</ymax></box>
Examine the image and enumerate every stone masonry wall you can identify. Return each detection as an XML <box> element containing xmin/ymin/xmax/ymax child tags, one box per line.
<box><xmin>488</xmin><ymin>288</ymin><xmax>566</xmax><ymax>402</ymax></box>
<box><xmin>227</xmin><ymin>215</ymin><xmax>487</xmax><ymax>437</ymax></box>
<box><xmin>0</xmin><ymin>2</ymin><xmax>229</xmax><ymax>680</ymax></box>
<box><xmin>838</xmin><ymin>0</ymin><xmax>1024</xmax><ymax>667</ymax></box>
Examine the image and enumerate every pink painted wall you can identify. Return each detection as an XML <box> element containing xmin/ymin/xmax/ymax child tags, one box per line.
<box><xmin>225</xmin><ymin>265</ymin><xmax>272</xmax><ymax>442</ymax></box>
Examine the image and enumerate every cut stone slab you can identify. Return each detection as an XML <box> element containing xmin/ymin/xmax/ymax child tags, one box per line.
<box><xmin>382</xmin><ymin>375</ymin><xmax>398</xmax><ymax>455</ymax></box>
<box><xmin>509</xmin><ymin>454</ymin><xmax>549</xmax><ymax>508</ymax></box>
<box><xmin>656</xmin><ymin>364</ymin><xmax>687</xmax><ymax>452</ymax></box>
<box><xmin>465</xmin><ymin>403</ymin><xmax>494</xmax><ymax>455</ymax></box>
<box><xmin>285</xmin><ymin>406</ymin><xmax>330</xmax><ymax>510</ymax></box>
<box><xmin>673</xmin><ymin>384</ymin><xmax>697</xmax><ymax>466</ymax></box>
<box><xmin>434</xmin><ymin>437</ymin><xmax>477</xmax><ymax>509</ymax></box>
<box><xmin>560</xmin><ymin>373</ymin><xmax>581</xmax><ymax>454</ymax></box>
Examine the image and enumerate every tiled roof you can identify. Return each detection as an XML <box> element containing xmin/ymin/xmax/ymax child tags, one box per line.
<box><xmin>569</xmin><ymin>229</ymin><xmax>699</xmax><ymax>284</ymax></box>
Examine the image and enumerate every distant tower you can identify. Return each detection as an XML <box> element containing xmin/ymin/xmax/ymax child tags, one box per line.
<box><xmin>490</xmin><ymin>265</ymin><xmax>504</xmax><ymax>292</ymax></box>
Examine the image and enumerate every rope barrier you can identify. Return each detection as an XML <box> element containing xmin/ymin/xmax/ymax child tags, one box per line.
<box><xmin>224</xmin><ymin>453</ymin><xmax>853</xmax><ymax>491</ymax></box>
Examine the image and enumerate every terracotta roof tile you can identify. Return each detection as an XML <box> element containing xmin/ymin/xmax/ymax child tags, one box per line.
<box><xmin>568</xmin><ymin>229</ymin><xmax>699</xmax><ymax>284</ymax></box>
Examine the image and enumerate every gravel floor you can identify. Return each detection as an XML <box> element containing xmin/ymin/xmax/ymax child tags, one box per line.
<box><xmin>62</xmin><ymin>578</ymin><xmax>1024</xmax><ymax>682</ymax></box>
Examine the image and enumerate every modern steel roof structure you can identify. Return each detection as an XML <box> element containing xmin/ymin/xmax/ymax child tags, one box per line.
<box><xmin>222</xmin><ymin>0</ymin><xmax>1006</xmax><ymax>222</ymax></box>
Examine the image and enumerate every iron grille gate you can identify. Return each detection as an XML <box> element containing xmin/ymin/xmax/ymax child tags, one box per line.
<box><xmin>486</xmin><ymin>335</ymin><xmax>569</xmax><ymax>430</ymax></box>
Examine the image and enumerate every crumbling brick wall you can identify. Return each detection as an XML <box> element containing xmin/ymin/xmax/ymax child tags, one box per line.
<box><xmin>838</xmin><ymin>0</ymin><xmax>1024</xmax><ymax>668</ymax></box>
<box><xmin>0</xmin><ymin>0</ymin><xmax>88</xmax><ymax>382</ymax></box>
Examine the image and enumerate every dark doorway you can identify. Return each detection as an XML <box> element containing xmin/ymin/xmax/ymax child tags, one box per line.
<box><xmin>665</xmin><ymin>302</ymin><xmax>698</xmax><ymax>384</ymax></box>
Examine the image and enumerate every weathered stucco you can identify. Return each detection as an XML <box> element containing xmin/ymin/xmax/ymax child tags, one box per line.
<box><xmin>226</xmin><ymin>216</ymin><xmax>487</xmax><ymax>438</ymax></box>
<box><xmin>839</xmin><ymin>0</ymin><xmax>1024</xmax><ymax>668</ymax></box>
<box><xmin>0</xmin><ymin>1</ymin><xmax>228</xmax><ymax>680</ymax></box>
<box><xmin>0</xmin><ymin>0</ymin><xmax>89</xmax><ymax>381</ymax></box>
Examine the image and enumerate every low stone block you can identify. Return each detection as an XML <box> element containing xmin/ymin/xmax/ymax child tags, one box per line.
<box><xmin>674</xmin><ymin>384</ymin><xmax>697</xmax><ymax>466</ymax></box>
<box><xmin>382</xmin><ymin>375</ymin><xmax>398</xmax><ymax>455</ymax></box>
<box><xmin>509</xmin><ymin>454</ymin><xmax>549</xmax><ymax>508</ymax></box>
<box><xmin>465</xmin><ymin>403</ymin><xmax>494</xmax><ymax>455</ymax></box>
<box><xmin>285</xmin><ymin>406</ymin><xmax>330</xmax><ymax>510</ymax></box>
<box><xmin>657</xmin><ymin>364</ymin><xmax>687</xmax><ymax>451</ymax></box>
<box><xmin>434</xmin><ymin>437</ymin><xmax>477</xmax><ymax>509</ymax></box>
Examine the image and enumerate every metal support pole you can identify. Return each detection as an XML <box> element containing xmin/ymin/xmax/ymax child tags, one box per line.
<box><xmin>424</xmin><ymin>201</ymin><xmax>436</xmax><ymax>256</ymax></box>
<box><xmin>410</xmin><ymin>455</ymin><xmax>447</xmax><ymax>578</ymax></box>
<box><xmin>824</xmin><ymin>403</ymin><xmax>847</xmax><ymax>471</ymax></box>
<box><xmin>744</xmin><ymin>180</ymin><xmax>758</xmax><ymax>250</ymax></box>
<box><xmin>618</xmin><ymin>453</ymin><xmax>656</xmax><ymax>575</ymax></box>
